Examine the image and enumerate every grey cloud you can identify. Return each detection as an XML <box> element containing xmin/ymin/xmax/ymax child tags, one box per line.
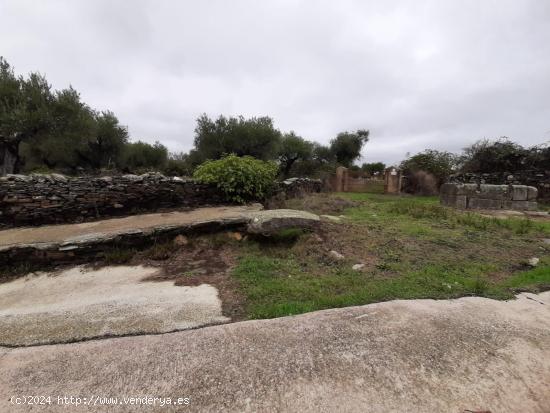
<box><xmin>1</xmin><ymin>0</ymin><xmax>549</xmax><ymax>165</ymax></box>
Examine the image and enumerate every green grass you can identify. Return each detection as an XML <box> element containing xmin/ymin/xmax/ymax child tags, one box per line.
<box><xmin>234</xmin><ymin>254</ymin><xmax>550</xmax><ymax>319</ymax></box>
<box><xmin>234</xmin><ymin>255</ymin><xmax>550</xmax><ymax>319</ymax></box>
<box><xmin>343</xmin><ymin>193</ymin><xmax>550</xmax><ymax>235</ymax></box>
<box><xmin>500</xmin><ymin>259</ymin><xmax>550</xmax><ymax>290</ymax></box>
<box><xmin>232</xmin><ymin>193</ymin><xmax>550</xmax><ymax>319</ymax></box>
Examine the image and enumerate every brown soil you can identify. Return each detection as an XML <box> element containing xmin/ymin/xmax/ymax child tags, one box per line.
<box><xmin>120</xmin><ymin>235</ymin><xmax>247</xmax><ymax>321</ymax></box>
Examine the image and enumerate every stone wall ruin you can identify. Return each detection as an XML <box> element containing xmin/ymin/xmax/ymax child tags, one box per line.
<box><xmin>440</xmin><ymin>183</ymin><xmax>538</xmax><ymax>211</ymax></box>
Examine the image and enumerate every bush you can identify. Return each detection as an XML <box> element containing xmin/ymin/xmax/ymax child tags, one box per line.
<box><xmin>193</xmin><ymin>154</ymin><xmax>278</xmax><ymax>203</ymax></box>
<box><xmin>460</xmin><ymin>138</ymin><xmax>528</xmax><ymax>173</ymax></box>
<box><xmin>400</xmin><ymin>149</ymin><xmax>457</xmax><ymax>191</ymax></box>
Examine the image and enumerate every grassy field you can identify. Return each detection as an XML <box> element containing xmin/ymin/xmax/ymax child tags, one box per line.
<box><xmin>233</xmin><ymin>193</ymin><xmax>550</xmax><ymax>319</ymax></box>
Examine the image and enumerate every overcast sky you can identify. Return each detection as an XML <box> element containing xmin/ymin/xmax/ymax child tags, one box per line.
<box><xmin>1</xmin><ymin>0</ymin><xmax>549</xmax><ymax>164</ymax></box>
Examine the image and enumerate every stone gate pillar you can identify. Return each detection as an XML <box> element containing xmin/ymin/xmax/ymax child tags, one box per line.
<box><xmin>384</xmin><ymin>168</ymin><xmax>402</xmax><ymax>194</ymax></box>
<box><xmin>335</xmin><ymin>166</ymin><xmax>349</xmax><ymax>192</ymax></box>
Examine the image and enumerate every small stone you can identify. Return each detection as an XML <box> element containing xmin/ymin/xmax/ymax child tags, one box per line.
<box><xmin>228</xmin><ymin>232</ymin><xmax>243</xmax><ymax>241</ymax></box>
<box><xmin>246</xmin><ymin>209</ymin><xmax>320</xmax><ymax>235</ymax></box>
<box><xmin>329</xmin><ymin>250</ymin><xmax>345</xmax><ymax>260</ymax></box>
<box><xmin>352</xmin><ymin>263</ymin><xmax>365</xmax><ymax>271</ymax></box>
<box><xmin>527</xmin><ymin>257</ymin><xmax>539</xmax><ymax>267</ymax></box>
<box><xmin>113</xmin><ymin>203</ymin><xmax>124</xmax><ymax>209</ymax></box>
<box><xmin>122</xmin><ymin>174</ymin><xmax>143</xmax><ymax>182</ymax></box>
<box><xmin>50</xmin><ymin>173</ymin><xmax>67</xmax><ymax>182</ymax></box>
<box><xmin>320</xmin><ymin>215</ymin><xmax>341</xmax><ymax>223</ymax></box>
<box><xmin>173</xmin><ymin>234</ymin><xmax>189</xmax><ymax>246</ymax></box>
<box><xmin>543</xmin><ymin>239</ymin><xmax>550</xmax><ymax>245</ymax></box>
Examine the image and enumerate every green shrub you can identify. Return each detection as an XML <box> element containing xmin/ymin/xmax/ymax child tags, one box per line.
<box><xmin>193</xmin><ymin>154</ymin><xmax>278</xmax><ymax>203</ymax></box>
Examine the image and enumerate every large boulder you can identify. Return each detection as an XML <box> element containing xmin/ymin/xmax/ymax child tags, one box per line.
<box><xmin>246</xmin><ymin>209</ymin><xmax>320</xmax><ymax>235</ymax></box>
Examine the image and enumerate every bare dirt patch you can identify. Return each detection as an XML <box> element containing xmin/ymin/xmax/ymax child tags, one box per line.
<box><xmin>106</xmin><ymin>235</ymin><xmax>247</xmax><ymax>321</ymax></box>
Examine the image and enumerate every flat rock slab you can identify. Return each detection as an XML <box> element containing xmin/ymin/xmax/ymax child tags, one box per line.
<box><xmin>246</xmin><ymin>209</ymin><xmax>320</xmax><ymax>235</ymax></box>
<box><xmin>0</xmin><ymin>205</ymin><xmax>321</xmax><ymax>257</ymax></box>
<box><xmin>0</xmin><ymin>205</ymin><xmax>263</xmax><ymax>251</ymax></box>
<box><xmin>479</xmin><ymin>209</ymin><xmax>550</xmax><ymax>220</ymax></box>
<box><xmin>1</xmin><ymin>292</ymin><xmax>549</xmax><ymax>412</ymax></box>
<box><xmin>0</xmin><ymin>265</ymin><xmax>229</xmax><ymax>346</ymax></box>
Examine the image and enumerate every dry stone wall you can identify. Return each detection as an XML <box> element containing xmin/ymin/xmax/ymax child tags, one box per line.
<box><xmin>440</xmin><ymin>183</ymin><xmax>538</xmax><ymax>211</ymax></box>
<box><xmin>0</xmin><ymin>173</ymin><xmax>226</xmax><ymax>227</ymax></box>
<box><xmin>0</xmin><ymin>173</ymin><xmax>323</xmax><ymax>227</ymax></box>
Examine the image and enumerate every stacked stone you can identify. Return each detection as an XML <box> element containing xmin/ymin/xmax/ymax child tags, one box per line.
<box><xmin>449</xmin><ymin>170</ymin><xmax>550</xmax><ymax>201</ymax></box>
<box><xmin>0</xmin><ymin>173</ymin><xmax>324</xmax><ymax>227</ymax></box>
<box><xmin>440</xmin><ymin>183</ymin><xmax>538</xmax><ymax>211</ymax></box>
<box><xmin>279</xmin><ymin>177</ymin><xmax>323</xmax><ymax>198</ymax></box>
<box><xmin>0</xmin><ymin>172</ymin><xmax>225</xmax><ymax>227</ymax></box>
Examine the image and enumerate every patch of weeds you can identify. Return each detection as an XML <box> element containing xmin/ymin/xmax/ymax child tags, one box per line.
<box><xmin>454</xmin><ymin>213</ymin><xmax>491</xmax><ymax>230</ymax></box>
<box><xmin>103</xmin><ymin>247</ymin><xmax>136</xmax><ymax>264</ymax></box>
<box><xmin>471</xmin><ymin>277</ymin><xmax>489</xmax><ymax>295</ymax></box>
<box><xmin>430</xmin><ymin>237</ymin><xmax>460</xmax><ymax>249</ymax></box>
<box><xmin>144</xmin><ymin>241</ymin><xmax>179</xmax><ymax>261</ymax></box>
<box><xmin>262</xmin><ymin>228</ymin><xmax>305</xmax><ymax>244</ymax></box>
<box><xmin>511</xmin><ymin>218</ymin><xmax>535</xmax><ymax>234</ymax></box>
<box><xmin>388</xmin><ymin>200</ymin><xmax>450</xmax><ymax>220</ymax></box>
<box><xmin>281</xmin><ymin>194</ymin><xmax>358</xmax><ymax>215</ymax></box>
<box><xmin>499</xmin><ymin>260</ymin><xmax>550</xmax><ymax>292</ymax></box>
<box><xmin>397</xmin><ymin>221</ymin><xmax>434</xmax><ymax>237</ymax></box>
<box><xmin>0</xmin><ymin>261</ymin><xmax>48</xmax><ymax>282</ymax></box>
<box><xmin>383</xmin><ymin>249</ymin><xmax>401</xmax><ymax>263</ymax></box>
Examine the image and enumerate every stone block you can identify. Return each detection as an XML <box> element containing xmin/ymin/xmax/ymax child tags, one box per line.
<box><xmin>439</xmin><ymin>183</ymin><xmax>458</xmax><ymax>197</ymax></box>
<box><xmin>468</xmin><ymin>198</ymin><xmax>503</xmax><ymax>209</ymax></box>
<box><xmin>511</xmin><ymin>185</ymin><xmax>528</xmax><ymax>201</ymax></box>
<box><xmin>478</xmin><ymin>184</ymin><xmax>510</xmax><ymax>200</ymax></box>
<box><xmin>527</xmin><ymin>186</ymin><xmax>538</xmax><ymax>201</ymax></box>
<box><xmin>455</xmin><ymin>195</ymin><xmax>468</xmax><ymax>209</ymax></box>
<box><xmin>503</xmin><ymin>200</ymin><xmax>538</xmax><ymax>211</ymax></box>
<box><xmin>442</xmin><ymin>195</ymin><xmax>468</xmax><ymax>209</ymax></box>
<box><xmin>440</xmin><ymin>194</ymin><xmax>454</xmax><ymax>207</ymax></box>
<box><xmin>455</xmin><ymin>183</ymin><xmax>479</xmax><ymax>196</ymax></box>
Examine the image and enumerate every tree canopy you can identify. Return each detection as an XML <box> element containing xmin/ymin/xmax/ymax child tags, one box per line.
<box><xmin>277</xmin><ymin>132</ymin><xmax>314</xmax><ymax>177</ymax></box>
<box><xmin>460</xmin><ymin>138</ymin><xmax>529</xmax><ymax>173</ymax></box>
<box><xmin>361</xmin><ymin>162</ymin><xmax>386</xmax><ymax>175</ymax></box>
<box><xmin>121</xmin><ymin>141</ymin><xmax>168</xmax><ymax>172</ymax></box>
<box><xmin>400</xmin><ymin>149</ymin><xmax>457</xmax><ymax>186</ymax></box>
<box><xmin>329</xmin><ymin>129</ymin><xmax>369</xmax><ymax>167</ymax></box>
<box><xmin>0</xmin><ymin>57</ymin><xmax>134</xmax><ymax>173</ymax></box>
<box><xmin>0</xmin><ymin>58</ymin><xmax>374</xmax><ymax>177</ymax></box>
<box><xmin>192</xmin><ymin>114</ymin><xmax>282</xmax><ymax>165</ymax></box>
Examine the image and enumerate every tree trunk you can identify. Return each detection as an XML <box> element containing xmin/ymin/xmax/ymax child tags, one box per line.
<box><xmin>282</xmin><ymin>157</ymin><xmax>297</xmax><ymax>178</ymax></box>
<box><xmin>0</xmin><ymin>137</ymin><xmax>20</xmax><ymax>175</ymax></box>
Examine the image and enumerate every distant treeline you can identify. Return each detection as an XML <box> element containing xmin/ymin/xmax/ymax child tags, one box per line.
<box><xmin>2</xmin><ymin>58</ymin><xmax>547</xmax><ymax>181</ymax></box>
<box><xmin>400</xmin><ymin>139</ymin><xmax>550</xmax><ymax>192</ymax></box>
<box><xmin>0</xmin><ymin>58</ymin><xmax>375</xmax><ymax>178</ymax></box>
